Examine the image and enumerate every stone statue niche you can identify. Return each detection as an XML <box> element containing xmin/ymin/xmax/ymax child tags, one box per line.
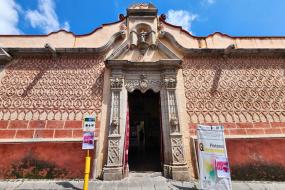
<box><xmin>130</xmin><ymin>23</ymin><xmax>156</xmax><ymax>55</ymax></box>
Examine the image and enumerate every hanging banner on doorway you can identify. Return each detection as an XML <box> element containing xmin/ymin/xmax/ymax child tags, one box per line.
<box><xmin>197</xmin><ymin>125</ymin><xmax>232</xmax><ymax>190</ymax></box>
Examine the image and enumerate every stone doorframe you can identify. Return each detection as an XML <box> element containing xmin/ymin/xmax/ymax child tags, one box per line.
<box><xmin>103</xmin><ymin>59</ymin><xmax>190</xmax><ymax>181</ymax></box>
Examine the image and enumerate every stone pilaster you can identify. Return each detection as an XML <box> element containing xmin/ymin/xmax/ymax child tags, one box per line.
<box><xmin>103</xmin><ymin>76</ymin><xmax>124</xmax><ymax>180</ymax></box>
<box><xmin>163</xmin><ymin>75</ymin><xmax>190</xmax><ymax>181</ymax></box>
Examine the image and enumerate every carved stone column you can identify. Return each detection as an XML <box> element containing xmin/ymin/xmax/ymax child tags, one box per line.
<box><xmin>162</xmin><ymin>74</ymin><xmax>190</xmax><ymax>181</ymax></box>
<box><xmin>103</xmin><ymin>76</ymin><xmax>124</xmax><ymax>180</ymax></box>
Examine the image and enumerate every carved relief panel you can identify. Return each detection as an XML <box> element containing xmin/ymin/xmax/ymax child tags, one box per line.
<box><xmin>106</xmin><ymin>75</ymin><xmax>124</xmax><ymax>167</ymax></box>
<box><xmin>183</xmin><ymin>56</ymin><xmax>285</xmax><ymax>123</ymax></box>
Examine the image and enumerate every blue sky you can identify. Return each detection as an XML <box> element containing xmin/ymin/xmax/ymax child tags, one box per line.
<box><xmin>0</xmin><ymin>0</ymin><xmax>285</xmax><ymax>36</ymax></box>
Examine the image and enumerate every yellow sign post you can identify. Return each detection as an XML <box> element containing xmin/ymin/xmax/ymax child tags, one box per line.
<box><xmin>83</xmin><ymin>150</ymin><xmax>91</xmax><ymax>190</ymax></box>
<box><xmin>82</xmin><ymin>116</ymin><xmax>96</xmax><ymax>190</ymax></box>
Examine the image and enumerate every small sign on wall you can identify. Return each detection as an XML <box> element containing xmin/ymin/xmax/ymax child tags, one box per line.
<box><xmin>83</xmin><ymin>116</ymin><xmax>96</xmax><ymax>132</ymax></box>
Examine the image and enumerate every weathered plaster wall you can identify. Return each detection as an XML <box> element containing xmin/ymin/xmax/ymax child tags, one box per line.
<box><xmin>0</xmin><ymin>142</ymin><xmax>93</xmax><ymax>179</ymax></box>
<box><xmin>227</xmin><ymin>138</ymin><xmax>285</xmax><ymax>181</ymax></box>
<box><xmin>0</xmin><ymin>55</ymin><xmax>105</xmax><ymax>179</ymax></box>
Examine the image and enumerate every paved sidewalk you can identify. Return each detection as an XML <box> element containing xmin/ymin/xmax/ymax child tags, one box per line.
<box><xmin>0</xmin><ymin>172</ymin><xmax>284</xmax><ymax>190</ymax></box>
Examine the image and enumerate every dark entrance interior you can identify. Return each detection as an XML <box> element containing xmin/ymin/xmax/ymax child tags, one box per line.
<box><xmin>128</xmin><ymin>90</ymin><xmax>162</xmax><ymax>171</ymax></box>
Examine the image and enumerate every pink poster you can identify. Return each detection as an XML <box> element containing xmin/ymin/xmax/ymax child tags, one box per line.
<box><xmin>216</xmin><ymin>157</ymin><xmax>230</xmax><ymax>178</ymax></box>
<box><xmin>82</xmin><ymin>131</ymin><xmax>94</xmax><ymax>150</ymax></box>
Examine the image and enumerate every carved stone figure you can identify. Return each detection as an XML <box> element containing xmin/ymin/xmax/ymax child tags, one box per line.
<box><xmin>139</xmin><ymin>74</ymin><xmax>148</xmax><ymax>91</ymax></box>
<box><xmin>170</xmin><ymin>115</ymin><xmax>179</xmax><ymax>133</ymax></box>
<box><xmin>138</xmin><ymin>30</ymin><xmax>149</xmax><ymax>43</ymax></box>
<box><xmin>130</xmin><ymin>24</ymin><xmax>156</xmax><ymax>55</ymax></box>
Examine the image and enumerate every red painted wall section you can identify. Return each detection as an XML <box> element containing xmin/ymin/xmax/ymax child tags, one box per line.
<box><xmin>0</xmin><ymin>119</ymin><xmax>101</xmax><ymax>139</ymax></box>
<box><xmin>227</xmin><ymin>138</ymin><xmax>285</xmax><ymax>180</ymax></box>
<box><xmin>189</xmin><ymin>122</ymin><xmax>285</xmax><ymax>136</ymax></box>
<box><xmin>227</xmin><ymin>138</ymin><xmax>285</xmax><ymax>167</ymax></box>
<box><xmin>0</xmin><ymin>142</ymin><xmax>94</xmax><ymax>179</ymax></box>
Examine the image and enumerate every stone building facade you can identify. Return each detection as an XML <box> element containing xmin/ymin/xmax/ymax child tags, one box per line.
<box><xmin>0</xmin><ymin>4</ymin><xmax>284</xmax><ymax>181</ymax></box>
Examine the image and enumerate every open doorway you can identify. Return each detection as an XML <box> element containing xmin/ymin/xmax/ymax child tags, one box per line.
<box><xmin>127</xmin><ymin>90</ymin><xmax>162</xmax><ymax>171</ymax></box>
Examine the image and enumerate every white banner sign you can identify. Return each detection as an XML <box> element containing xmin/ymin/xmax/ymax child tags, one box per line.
<box><xmin>197</xmin><ymin>125</ymin><xmax>232</xmax><ymax>190</ymax></box>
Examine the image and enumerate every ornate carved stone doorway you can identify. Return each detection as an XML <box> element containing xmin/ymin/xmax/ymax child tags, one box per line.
<box><xmin>128</xmin><ymin>90</ymin><xmax>162</xmax><ymax>172</ymax></box>
<box><xmin>103</xmin><ymin>59</ymin><xmax>190</xmax><ymax>181</ymax></box>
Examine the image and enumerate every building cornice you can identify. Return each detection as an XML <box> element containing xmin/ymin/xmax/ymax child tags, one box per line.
<box><xmin>3</xmin><ymin>31</ymin><xmax>126</xmax><ymax>57</ymax></box>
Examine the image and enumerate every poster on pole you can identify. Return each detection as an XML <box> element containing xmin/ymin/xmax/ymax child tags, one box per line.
<box><xmin>82</xmin><ymin>131</ymin><xmax>94</xmax><ymax>150</ymax></box>
<box><xmin>197</xmin><ymin>125</ymin><xmax>232</xmax><ymax>190</ymax></box>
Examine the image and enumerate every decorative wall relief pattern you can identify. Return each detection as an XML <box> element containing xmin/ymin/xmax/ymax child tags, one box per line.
<box><xmin>183</xmin><ymin>56</ymin><xmax>285</xmax><ymax>123</ymax></box>
<box><xmin>171</xmin><ymin>137</ymin><xmax>185</xmax><ymax>164</ymax></box>
<box><xmin>110</xmin><ymin>91</ymin><xmax>120</xmax><ymax>134</ymax></box>
<box><xmin>0</xmin><ymin>56</ymin><xmax>104</xmax><ymax>120</ymax></box>
<box><xmin>107</xmin><ymin>139</ymin><xmax>120</xmax><ymax>166</ymax></box>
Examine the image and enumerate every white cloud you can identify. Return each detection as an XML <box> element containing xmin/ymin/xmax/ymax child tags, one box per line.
<box><xmin>0</xmin><ymin>0</ymin><xmax>22</xmax><ymax>34</ymax></box>
<box><xmin>62</xmin><ymin>21</ymin><xmax>70</xmax><ymax>31</ymax></box>
<box><xmin>206</xmin><ymin>0</ymin><xmax>215</xmax><ymax>4</ymax></box>
<box><xmin>166</xmin><ymin>10</ymin><xmax>198</xmax><ymax>33</ymax></box>
<box><xmin>202</xmin><ymin>0</ymin><xmax>215</xmax><ymax>6</ymax></box>
<box><xmin>25</xmin><ymin>0</ymin><xmax>70</xmax><ymax>34</ymax></box>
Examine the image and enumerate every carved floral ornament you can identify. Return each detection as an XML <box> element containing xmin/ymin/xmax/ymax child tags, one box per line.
<box><xmin>125</xmin><ymin>74</ymin><xmax>161</xmax><ymax>93</ymax></box>
<box><xmin>124</xmin><ymin>74</ymin><xmax>178</xmax><ymax>93</ymax></box>
<box><xmin>110</xmin><ymin>77</ymin><xmax>123</xmax><ymax>89</ymax></box>
<box><xmin>163</xmin><ymin>76</ymin><xmax>177</xmax><ymax>88</ymax></box>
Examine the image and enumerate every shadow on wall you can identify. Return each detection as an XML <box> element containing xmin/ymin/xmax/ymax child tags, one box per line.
<box><xmin>5</xmin><ymin>152</ymin><xmax>68</xmax><ymax>179</ymax></box>
<box><xmin>231</xmin><ymin>163</ymin><xmax>285</xmax><ymax>181</ymax></box>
